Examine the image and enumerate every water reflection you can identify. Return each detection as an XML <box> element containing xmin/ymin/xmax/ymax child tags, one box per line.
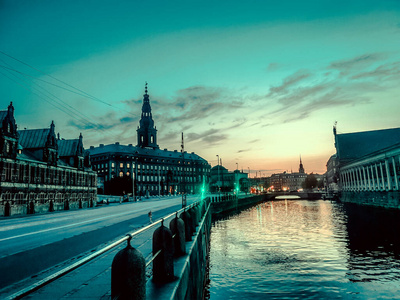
<box><xmin>207</xmin><ymin>200</ymin><xmax>400</xmax><ymax>299</ymax></box>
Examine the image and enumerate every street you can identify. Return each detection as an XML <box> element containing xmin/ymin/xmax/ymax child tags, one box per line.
<box><xmin>0</xmin><ymin>194</ymin><xmax>202</xmax><ymax>291</ymax></box>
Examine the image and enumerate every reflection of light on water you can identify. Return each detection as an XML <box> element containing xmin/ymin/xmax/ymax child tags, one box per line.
<box><xmin>208</xmin><ymin>200</ymin><xmax>400</xmax><ymax>299</ymax></box>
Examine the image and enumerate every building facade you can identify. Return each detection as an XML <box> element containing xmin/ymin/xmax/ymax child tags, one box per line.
<box><xmin>209</xmin><ymin>165</ymin><xmax>249</xmax><ymax>193</ymax></box>
<box><xmin>332</xmin><ymin>126</ymin><xmax>400</xmax><ymax>193</ymax></box>
<box><xmin>0</xmin><ymin>102</ymin><xmax>97</xmax><ymax>217</ymax></box>
<box><xmin>88</xmin><ymin>85</ymin><xmax>211</xmax><ymax>196</ymax></box>
<box><xmin>270</xmin><ymin>158</ymin><xmax>307</xmax><ymax>191</ymax></box>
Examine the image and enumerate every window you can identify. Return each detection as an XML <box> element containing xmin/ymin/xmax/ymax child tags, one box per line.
<box><xmin>127</xmin><ymin>163</ymin><xmax>130</xmax><ymax>168</ymax></box>
<box><xmin>111</xmin><ymin>162</ymin><xmax>115</xmax><ymax>168</ymax></box>
<box><xmin>120</xmin><ymin>163</ymin><xmax>124</xmax><ymax>168</ymax></box>
<box><xmin>151</xmin><ymin>135</ymin><xmax>154</xmax><ymax>143</ymax></box>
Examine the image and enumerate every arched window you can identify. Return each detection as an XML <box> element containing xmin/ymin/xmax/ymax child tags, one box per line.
<box><xmin>151</xmin><ymin>135</ymin><xmax>154</xmax><ymax>143</ymax></box>
<box><xmin>141</xmin><ymin>135</ymin><xmax>144</xmax><ymax>143</ymax></box>
<box><xmin>119</xmin><ymin>171</ymin><xmax>123</xmax><ymax>177</ymax></box>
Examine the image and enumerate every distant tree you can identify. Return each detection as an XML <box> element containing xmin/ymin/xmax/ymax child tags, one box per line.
<box><xmin>302</xmin><ymin>173</ymin><xmax>318</xmax><ymax>190</ymax></box>
<box><xmin>105</xmin><ymin>175</ymin><xmax>133</xmax><ymax>195</ymax></box>
<box><xmin>318</xmin><ymin>179</ymin><xmax>324</xmax><ymax>189</ymax></box>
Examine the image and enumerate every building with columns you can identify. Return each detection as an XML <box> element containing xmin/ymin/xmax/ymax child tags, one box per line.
<box><xmin>330</xmin><ymin>126</ymin><xmax>400</xmax><ymax>208</ymax></box>
<box><xmin>88</xmin><ymin>84</ymin><xmax>211</xmax><ymax>196</ymax></box>
<box><xmin>0</xmin><ymin>102</ymin><xmax>97</xmax><ymax>217</ymax></box>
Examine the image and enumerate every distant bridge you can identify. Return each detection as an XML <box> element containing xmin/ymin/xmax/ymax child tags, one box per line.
<box><xmin>263</xmin><ymin>191</ymin><xmax>324</xmax><ymax>201</ymax></box>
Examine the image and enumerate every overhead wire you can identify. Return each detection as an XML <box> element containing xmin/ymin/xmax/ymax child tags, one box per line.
<box><xmin>0</xmin><ymin>59</ymin><xmax>106</xmax><ymax>131</ymax></box>
<box><xmin>0</xmin><ymin>59</ymin><xmax>107</xmax><ymax>132</ymax></box>
<box><xmin>0</xmin><ymin>50</ymin><xmax>137</xmax><ymax>117</ymax></box>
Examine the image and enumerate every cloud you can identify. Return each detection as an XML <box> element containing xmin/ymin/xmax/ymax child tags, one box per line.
<box><xmin>351</xmin><ymin>61</ymin><xmax>400</xmax><ymax>80</ymax></box>
<box><xmin>120</xmin><ymin>116</ymin><xmax>137</xmax><ymax>123</ymax></box>
<box><xmin>328</xmin><ymin>53</ymin><xmax>385</xmax><ymax>76</ymax></box>
<box><xmin>266</xmin><ymin>63</ymin><xmax>281</xmax><ymax>72</ymax></box>
<box><xmin>237</xmin><ymin>149</ymin><xmax>251</xmax><ymax>153</ymax></box>
<box><xmin>268</xmin><ymin>70</ymin><xmax>311</xmax><ymax>95</ymax></box>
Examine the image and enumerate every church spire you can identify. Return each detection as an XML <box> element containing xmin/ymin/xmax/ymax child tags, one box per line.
<box><xmin>136</xmin><ymin>82</ymin><xmax>159</xmax><ymax>149</ymax></box>
<box><xmin>299</xmin><ymin>155</ymin><xmax>305</xmax><ymax>173</ymax></box>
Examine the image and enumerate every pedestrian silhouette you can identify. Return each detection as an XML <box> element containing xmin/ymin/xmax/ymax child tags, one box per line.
<box><xmin>148</xmin><ymin>210</ymin><xmax>153</xmax><ymax>223</ymax></box>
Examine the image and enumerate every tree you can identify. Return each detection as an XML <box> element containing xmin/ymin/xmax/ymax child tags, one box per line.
<box><xmin>302</xmin><ymin>173</ymin><xmax>318</xmax><ymax>190</ymax></box>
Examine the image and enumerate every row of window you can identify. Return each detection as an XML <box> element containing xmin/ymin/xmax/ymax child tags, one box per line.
<box><xmin>0</xmin><ymin>161</ymin><xmax>97</xmax><ymax>187</ymax></box>
<box><xmin>93</xmin><ymin>162</ymin><xmax>209</xmax><ymax>173</ymax></box>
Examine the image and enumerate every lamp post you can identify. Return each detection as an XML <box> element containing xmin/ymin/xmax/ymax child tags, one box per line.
<box><xmin>216</xmin><ymin>155</ymin><xmax>220</xmax><ymax>193</ymax></box>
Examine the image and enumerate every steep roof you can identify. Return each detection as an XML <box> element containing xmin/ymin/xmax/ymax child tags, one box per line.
<box><xmin>88</xmin><ymin>143</ymin><xmax>208</xmax><ymax>164</ymax></box>
<box><xmin>58</xmin><ymin>139</ymin><xmax>79</xmax><ymax>157</ymax></box>
<box><xmin>0</xmin><ymin>111</ymin><xmax>7</xmax><ymax>127</ymax></box>
<box><xmin>18</xmin><ymin>129</ymin><xmax>50</xmax><ymax>149</ymax></box>
<box><xmin>336</xmin><ymin>127</ymin><xmax>400</xmax><ymax>160</ymax></box>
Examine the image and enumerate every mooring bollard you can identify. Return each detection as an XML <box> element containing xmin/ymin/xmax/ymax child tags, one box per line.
<box><xmin>188</xmin><ymin>207</ymin><xmax>197</xmax><ymax>234</ymax></box>
<box><xmin>169</xmin><ymin>212</ymin><xmax>186</xmax><ymax>256</ymax></box>
<box><xmin>111</xmin><ymin>234</ymin><xmax>146</xmax><ymax>300</ymax></box>
<box><xmin>180</xmin><ymin>209</ymin><xmax>193</xmax><ymax>241</ymax></box>
<box><xmin>152</xmin><ymin>219</ymin><xmax>174</xmax><ymax>283</ymax></box>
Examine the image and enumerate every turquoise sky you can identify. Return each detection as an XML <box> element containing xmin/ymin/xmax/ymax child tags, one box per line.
<box><xmin>1</xmin><ymin>0</ymin><xmax>400</xmax><ymax>175</ymax></box>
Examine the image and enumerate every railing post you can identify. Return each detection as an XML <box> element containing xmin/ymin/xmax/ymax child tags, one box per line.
<box><xmin>111</xmin><ymin>235</ymin><xmax>146</xmax><ymax>300</ymax></box>
<box><xmin>169</xmin><ymin>213</ymin><xmax>186</xmax><ymax>256</ymax></box>
<box><xmin>180</xmin><ymin>209</ymin><xmax>193</xmax><ymax>241</ymax></box>
<box><xmin>188</xmin><ymin>207</ymin><xmax>198</xmax><ymax>233</ymax></box>
<box><xmin>152</xmin><ymin>219</ymin><xmax>174</xmax><ymax>283</ymax></box>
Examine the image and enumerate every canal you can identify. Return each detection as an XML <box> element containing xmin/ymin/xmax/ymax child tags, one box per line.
<box><xmin>206</xmin><ymin>199</ymin><xmax>400</xmax><ymax>299</ymax></box>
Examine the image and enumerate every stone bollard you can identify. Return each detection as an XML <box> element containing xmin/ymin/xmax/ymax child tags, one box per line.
<box><xmin>111</xmin><ymin>234</ymin><xmax>146</xmax><ymax>300</ymax></box>
<box><xmin>195</xmin><ymin>204</ymin><xmax>201</xmax><ymax>224</ymax></box>
<box><xmin>188</xmin><ymin>207</ymin><xmax>197</xmax><ymax>234</ymax></box>
<box><xmin>169</xmin><ymin>213</ymin><xmax>186</xmax><ymax>256</ymax></box>
<box><xmin>180</xmin><ymin>209</ymin><xmax>193</xmax><ymax>241</ymax></box>
<box><xmin>152</xmin><ymin>219</ymin><xmax>174</xmax><ymax>283</ymax></box>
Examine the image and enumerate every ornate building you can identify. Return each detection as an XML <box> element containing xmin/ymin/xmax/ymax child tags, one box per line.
<box><xmin>88</xmin><ymin>84</ymin><xmax>211</xmax><ymax>196</ymax></box>
<box><xmin>270</xmin><ymin>157</ymin><xmax>307</xmax><ymax>191</ymax></box>
<box><xmin>0</xmin><ymin>102</ymin><xmax>97</xmax><ymax>217</ymax></box>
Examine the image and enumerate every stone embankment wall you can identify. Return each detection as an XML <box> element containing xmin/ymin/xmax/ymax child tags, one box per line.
<box><xmin>340</xmin><ymin>191</ymin><xmax>400</xmax><ymax>209</ymax></box>
<box><xmin>210</xmin><ymin>194</ymin><xmax>264</xmax><ymax>216</ymax></box>
<box><xmin>148</xmin><ymin>194</ymin><xmax>263</xmax><ymax>300</ymax></box>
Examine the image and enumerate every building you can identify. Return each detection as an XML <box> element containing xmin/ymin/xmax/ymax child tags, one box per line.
<box><xmin>210</xmin><ymin>165</ymin><xmax>249</xmax><ymax>193</ymax></box>
<box><xmin>332</xmin><ymin>125</ymin><xmax>400</xmax><ymax>193</ymax></box>
<box><xmin>88</xmin><ymin>84</ymin><xmax>211</xmax><ymax>196</ymax></box>
<box><xmin>0</xmin><ymin>102</ymin><xmax>97</xmax><ymax>217</ymax></box>
<box><xmin>270</xmin><ymin>157</ymin><xmax>307</xmax><ymax>191</ymax></box>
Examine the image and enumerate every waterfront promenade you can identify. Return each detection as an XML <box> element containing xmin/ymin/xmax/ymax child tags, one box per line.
<box><xmin>0</xmin><ymin>195</ymin><xmax>200</xmax><ymax>299</ymax></box>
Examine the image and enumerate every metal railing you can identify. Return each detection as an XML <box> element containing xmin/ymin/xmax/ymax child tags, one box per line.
<box><xmin>5</xmin><ymin>200</ymin><xmax>204</xmax><ymax>300</ymax></box>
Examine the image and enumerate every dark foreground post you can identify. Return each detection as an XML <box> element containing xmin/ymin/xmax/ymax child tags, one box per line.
<box><xmin>180</xmin><ymin>209</ymin><xmax>193</xmax><ymax>241</ymax></box>
<box><xmin>153</xmin><ymin>219</ymin><xmax>174</xmax><ymax>283</ymax></box>
<box><xmin>111</xmin><ymin>234</ymin><xmax>146</xmax><ymax>300</ymax></box>
<box><xmin>169</xmin><ymin>213</ymin><xmax>186</xmax><ymax>256</ymax></box>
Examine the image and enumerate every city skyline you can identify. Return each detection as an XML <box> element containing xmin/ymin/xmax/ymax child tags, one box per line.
<box><xmin>1</xmin><ymin>1</ymin><xmax>400</xmax><ymax>176</ymax></box>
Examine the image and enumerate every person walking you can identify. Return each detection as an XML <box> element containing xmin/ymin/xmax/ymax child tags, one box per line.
<box><xmin>148</xmin><ymin>210</ymin><xmax>153</xmax><ymax>223</ymax></box>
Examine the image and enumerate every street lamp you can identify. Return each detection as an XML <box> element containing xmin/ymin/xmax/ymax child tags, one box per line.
<box><xmin>216</xmin><ymin>155</ymin><xmax>220</xmax><ymax>193</ymax></box>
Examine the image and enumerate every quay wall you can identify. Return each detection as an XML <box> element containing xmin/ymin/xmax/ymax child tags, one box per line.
<box><xmin>210</xmin><ymin>194</ymin><xmax>264</xmax><ymax>216</ymax></box>
<box><xmin>147</xmin><ymin>201</ymin><xmax>212</xmax><ymax>300</ymax></box>
<box><xmin>148</xmin><ymin>194</ymin><xmax>263</xmax><ymax>300</ymax></box>
<box><xmin>340</xmin><ymin>191</ymin><xmax>400</xmax><ymax>210</ymax></box>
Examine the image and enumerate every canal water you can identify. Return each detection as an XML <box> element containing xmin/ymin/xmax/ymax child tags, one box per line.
<box><xmin>206</xmin><ymin>200</ymin><xmax>400</xmax><ymax>299</ymax></box>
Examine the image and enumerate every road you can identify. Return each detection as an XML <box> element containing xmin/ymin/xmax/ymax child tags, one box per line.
<box><xmin>0</xmin><ymin>194</ymin><xmax>202</xmax><ymax>291</ymax></box>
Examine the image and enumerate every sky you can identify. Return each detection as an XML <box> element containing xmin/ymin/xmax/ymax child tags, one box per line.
<box><xmin>1</xmin><ymin>0</ymin><xmax>400</xmax><ymax>176</ymax></box>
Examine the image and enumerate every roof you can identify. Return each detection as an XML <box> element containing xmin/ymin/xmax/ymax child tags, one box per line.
<box><xmin>0</xmin><ymin>111</ymin><xmax>7</xmax><ymax>127</ymax></box>
<box><xmin>211</xmin><ymin>165</ymin><xmax>228</xmax><ymax>172</ymax></box>
<box><xmin>336</xmin><ymin>127</ymin><xmax>400</xmax><ymax>160</ymax></box>
<box><xmin>88</xmin><ymin>143</ymin><xmax>208</xmax><ymax>164</ymax></box>
<box><xmin>58</xmin><ymin>139</ymin><xmax>78</xmax><ymax>157</ymax></box>
<box><xmin>18</xmin><ymin>129</ymin><xmax>50</xmax><ymax>149</ymax></box>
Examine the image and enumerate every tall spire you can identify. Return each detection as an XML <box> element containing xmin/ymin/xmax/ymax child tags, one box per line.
<box><xmin>299</xmin><ymin>155</ymin><xmax>305</xmax><ymax>173</ymax></box>
<box><xmin>136</xmin><ymin>82</ymin><xmax>159</xmax><ymax>149</ymax></box>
